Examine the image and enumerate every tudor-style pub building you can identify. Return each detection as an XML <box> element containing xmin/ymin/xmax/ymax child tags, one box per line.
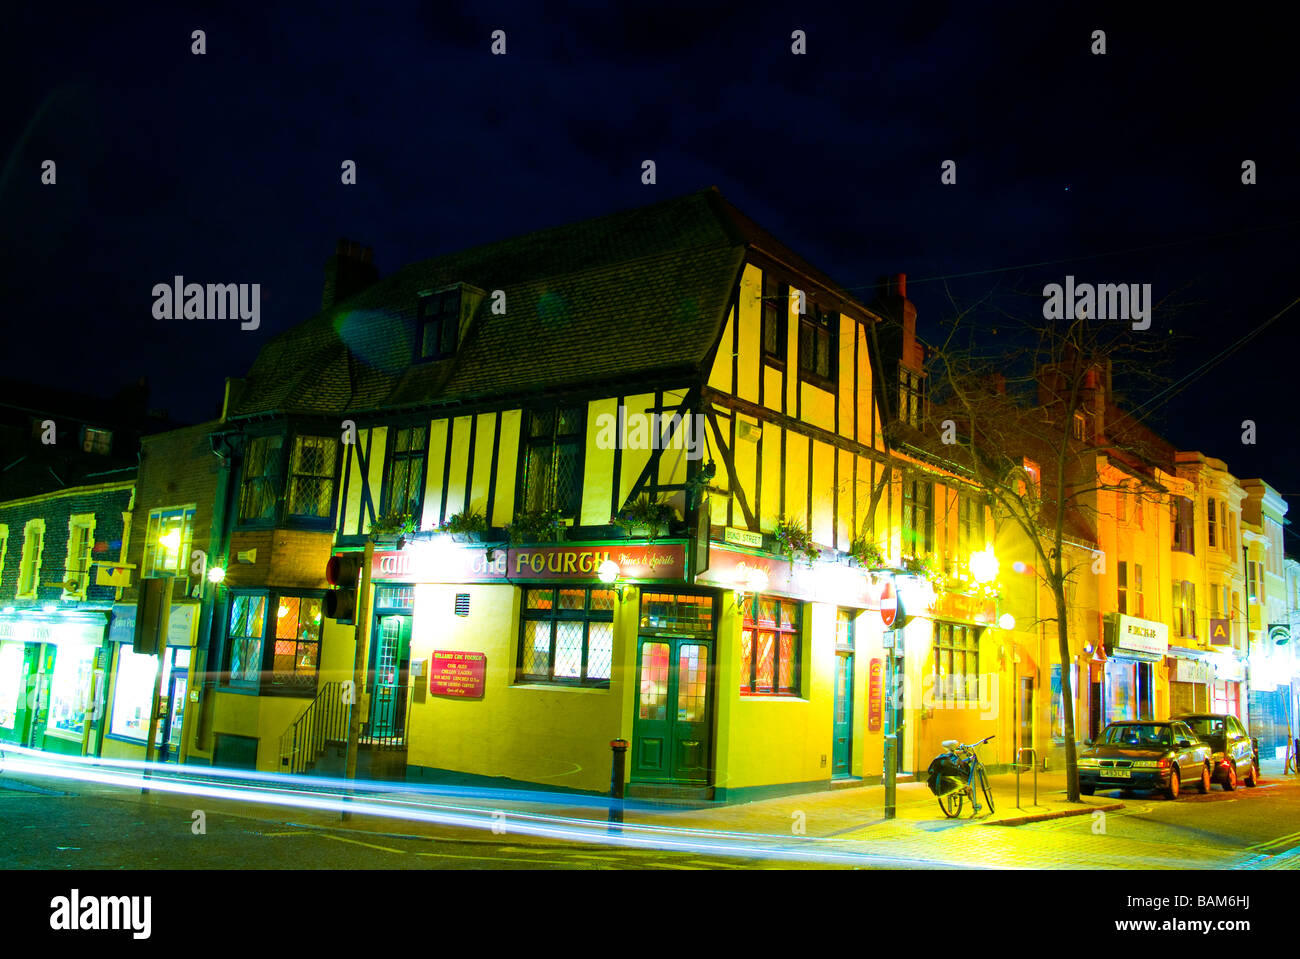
<box><xmin>191</xmin><ymin>189</ymin><xmax>1016</xmax><ymax>800</ymax></box>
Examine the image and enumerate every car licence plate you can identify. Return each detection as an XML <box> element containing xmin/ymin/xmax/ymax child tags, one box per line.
<box><xmin>1104</xmin><ymin>769</ymin><xmax>1131</xmax><ymax>778</ymax></box>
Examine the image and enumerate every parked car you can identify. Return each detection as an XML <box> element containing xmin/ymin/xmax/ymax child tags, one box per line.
<box><xmin>1174</xmin><ymin>713</ymin><xmax>1259</xmax><ymax>789</ymax></box>
<box><xmin>1078</xmin><ymin>720</ymin><xmax>1213</xmax><ymax>799</ymax></box>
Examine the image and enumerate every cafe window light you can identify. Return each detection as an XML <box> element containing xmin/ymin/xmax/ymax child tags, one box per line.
<box><xmin>82</xmin><ymin>427</ymin><xmax>113</xmax><ymax>454</ymax></box>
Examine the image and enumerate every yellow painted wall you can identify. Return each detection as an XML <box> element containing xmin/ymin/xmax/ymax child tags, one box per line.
<box><xmin>736</xmin><ymin>266</ymin><xmax>761</xmax><ymax>403</ymax></box>
<box><xmin>583</xmin><ymin>398</ymin><xmax>618</xmax><ymax>525</ymax></box>
<box><xmin>422</xmin><ymin>418</ymin><xmax>450</xmax><ymax>528</ymax></box>
<box><xmin>800</xmin><ymin>382</ymin><xmax>834</xmax><ymax>433</ymax></box>
<box><xmin>811</xmin><ymin>440</ymin><xmax>834</xmax><ymax>547</ymax></box>
<box><xmin>494</xmin><ymin>410</ymin><xmax>521</xmax><ymax>527</ymax></box>
<box><xmin>403</xmin><ymin>582</ymin><xmax>635</xmax><ymax>793</ymax></box>
<box><xmin>470</xmin><ymin>413</ymin><xmax>495</xmax><ymax>516</ymax></box>
<box><xmin>785</xmin><ymin>431</ymin><xmax>808</xmax><ymax>528</ymax></box>
<box><xmin>708</xmin><ymin>309</ymin><xmax>736</xmax><ymax>393</ymax></box>
<box><xmin>445</xmin><ymin>416</ymin><xmax>473</xmax><ymax>517</ymax></box>
<box><xmin>759</xmin><ymin>423</ymin><xmax>782</xmax><ymax>530</ymax></box>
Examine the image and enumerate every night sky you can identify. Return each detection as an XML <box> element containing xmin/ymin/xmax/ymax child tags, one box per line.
<box><xmin>4</xmin><ymin>5</ymin><xmax>1298</xmax><ymax>525</ymax></box>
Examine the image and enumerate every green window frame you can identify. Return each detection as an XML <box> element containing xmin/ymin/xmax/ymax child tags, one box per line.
<box><xmin>381</xmin><ymin>425</ymin><xmax>428</xmax><ymax>521</ymax></box>
<box><xmin>739</xmin><ymin>596</ymin><xmax>801</xmax><ymax>695</ymax></box>
<box><xmin>238</xmin><ymin>436</ymin><xmax>284</xmax><ymax>523</ymax></box>
<box><xmin>520</xmin><ymin>407</ymin><xmax>584</xmax><ymax>518</ymax></box>
<box><xmin>518</xmin><ymin>586</ymin><xmax>615</xmax><ymax>686</ymax></box>
<box><xmin>417</xmin><ymin>289</ymin><xmax>460</xmax><ymax>361</ymax></box>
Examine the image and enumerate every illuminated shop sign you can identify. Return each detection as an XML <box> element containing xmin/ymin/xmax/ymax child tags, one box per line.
<box><xmin>371</xmin><ymin>542</ymin><xmax>687</xmax><ymax>584</ymax></box>
<box><xmin>696</xmin><ymin>542</ymin><xmax>879</xmax><ymax>608</ymax></box>
<box><xmin>0</xmin><ymin>616</ymin><xmax>106</xmax><ymax>646</ymax></box>
<box><xmin>107</xmin><ymin>603</ymin><xmax>197</xmax><ymax>647</ymax></box>
<box><xmin>1106</xmin><ymin>613</ymin><xmax>1168</xmax><ymax>659</ymax></box>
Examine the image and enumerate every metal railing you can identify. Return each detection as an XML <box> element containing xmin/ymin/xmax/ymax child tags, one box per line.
<box><xmin>1015</xmin><ymin>747</ymin><xmax>1038</xmax><ymax>808</ymax></box>
<box><xmin>279</xmin><ymin>681</ymin><xmax>348</xmax><ymax>775</ymax></box>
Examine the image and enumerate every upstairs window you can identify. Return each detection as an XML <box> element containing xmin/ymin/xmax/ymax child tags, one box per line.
<box><xmin>144</xmin><ymin>506</ymin><xmax>196</xmax><ymax>595</ymax></box>
<box><xmin>957</xmin><ymin>493</ymin><xmax>984</xmax><ymax>558</ymax></box>
<box><xmin>382</xmin><ymin>426</ymin><xmax>428</xmax><ymax>522</ymax></box>
<box><xmin>520</xmin><ymin>407</ymin><xmax>583</xmax><ymax>518</ymax></box>
<box><xmin>1172</xmin><ymin>580</ymin><xmax>1196</xmax><ymax>638</ymax></box>
<box><xmin>899</xmin><ymin>367</ymin><xmax>926</xmax><ymax>428</ymax></box>
<box><xmin>417</xmin><ymin>288</ymin><xmax>461</xmax><ymax>361</ymax></box>
<box><xmin>1207</xmin><ymin>498</ymin><xmax>1217</xmax><ymax>548</ymax></box>
<box><xmin>901</xmin><ymin>475</ymin><xmax>933</xmax><ymax>559</ymax></box>
<box><xmin>62</xmin><ymin>513</ymin><xmax>96</xmax><ymax>600</ymax></box>
<box><xmin>1171</xmin><ymin>496</ymin><xmax>1195</xmax><ymax>554</ymax></box>
<box><xmin>238</xmin><ymin>436</ymin><xmax>284</xmax><ymax>523</ymax></box>
<box><xmin>761</xmin><ymin>273</ymin><xmax>789</xmax><ymax>361</ymax></box>
<box><xmin>798</xmin><ymin>303</ymin><xmax>837</xmax><ymax>386</ymax></box>
<box><xmin>1118</xmin><ymin>561</ymin><xmax>1128</xmax><ymax>615</ymax></box>
<box><xmin>1071</xmin><ymin>413</ymin><xmax>1085</xmax><ymax>441</ymax></box>
<box><xmin>82</xmin><ymin>427</ymin><xmax>113</xmax><ymax>454</ymax></box>
<box><xmin>286</xmin><ymin>436</ymin><xmax>338</xmax><ymax>520</ymax></box>
<box><xmin>17</xmin><ymin>519</ymin><xmax>45</xmax><ymax>599</ymax></box>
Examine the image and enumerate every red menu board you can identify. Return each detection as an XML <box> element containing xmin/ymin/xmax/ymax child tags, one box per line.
<box><xmin>429</xmin><ymin>651</ymin><xmax>487</xmax><ymax>698</ymax></box>
<box><xmin>867</xmin><ymin>658</ymin><xmax>884</xmax><ymax>732</ymax></box>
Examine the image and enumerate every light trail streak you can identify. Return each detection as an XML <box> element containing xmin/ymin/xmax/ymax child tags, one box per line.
<box><xmin>0</xmin><ymin>747</ymin><xmax>971</xmax><ymax>869</ymax></box>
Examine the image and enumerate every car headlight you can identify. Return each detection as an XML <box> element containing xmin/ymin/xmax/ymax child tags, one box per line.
<box><xmin>1078</xmin><ymin>758</ymin><xmax>1099</xmax><ymax>768</ymax></box>
<box><xmin>1133</xmin><ymin>760</ymin><xmax>1160</xmax><ymax>768</ymax></box>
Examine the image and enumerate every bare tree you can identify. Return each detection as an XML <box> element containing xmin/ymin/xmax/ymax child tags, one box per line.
<box><xmin>912</xmin><ymin>287</ymin><xmax>1177</xmax><ymax>801</ymax></box>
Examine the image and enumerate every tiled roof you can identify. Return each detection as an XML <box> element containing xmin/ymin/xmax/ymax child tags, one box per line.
<box><xmin>229</xmin><ymin>188</ymin><xmax>766</xmax><ymax>419</ymax></box>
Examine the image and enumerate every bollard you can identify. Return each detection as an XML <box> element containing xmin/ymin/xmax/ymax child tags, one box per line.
<box><xmin>884</xmin><ymin>735</ymin><xmax>897</xmax><ymax>820</ymax></box>
<box><xmin>608</xmin><ymin>738</ymin><xmax>629</xmax><ymax>832</ymax></box>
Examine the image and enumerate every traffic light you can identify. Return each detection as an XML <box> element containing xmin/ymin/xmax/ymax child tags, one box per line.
<box><xmin>324</xmin><ymin>552</ymin><xmax>364</xmax><ymax>624</ymax></box>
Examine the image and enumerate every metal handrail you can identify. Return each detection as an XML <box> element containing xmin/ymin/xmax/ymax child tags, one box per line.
<box><xmin>1015</xmin><ymin>747</ymin><xmax>1038</xmax><ymax>808</ymax></box>
<box><xmin>278</xmin><ymin>681</ymin><xmax>345</xmax><ymax>775</ymax></box>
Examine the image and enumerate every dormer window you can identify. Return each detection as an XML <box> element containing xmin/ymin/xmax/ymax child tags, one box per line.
<box><xmin>417</xmin><ymin>288</ymin><xmax>461</xmax><ymax>361</ymax></box>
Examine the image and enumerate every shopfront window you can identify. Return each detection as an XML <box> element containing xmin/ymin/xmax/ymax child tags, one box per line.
<box><xmin>1107</xmin><ymin>661</ymin><xmax>1137</xmax><ymax>721</ymax></box>
<box><xmin>1050</xmin><ymin>663</ymin><xmax>1077</xmax><ymax>743</ymax></box>
<box><xmin>110</xmin><ymin>645</ymin><xmax>187</xmax><ymax>741</ymax></box>
<box><xmin>0</xmin><ymin>643</ymin><xmax>22</xmax><ymax>730</ymax></box>
<box><xmin>47</xmin><ymin>642</ymin><xmax>98</xmax><ymax>737</ymax></box>
<box><xmin>1212</xmin><ymin>680</ymin><xmax>1241</xmax><ymax>718</ymax></box>
<box><xmin>740</xmin><ymin>596</ymin><xmax>801</xmax><ymax>695</ymax></box>
<box><xmin>518</xmin><ymin>586</ymin><xmax>615</xmax><ymax>686</ymax></box>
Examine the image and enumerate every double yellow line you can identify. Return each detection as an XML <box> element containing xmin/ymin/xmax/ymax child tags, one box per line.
<box><xmin>1248</xmin><ymin>828</ymin><xmax>1300</xmax><ymax>854</ymax></box>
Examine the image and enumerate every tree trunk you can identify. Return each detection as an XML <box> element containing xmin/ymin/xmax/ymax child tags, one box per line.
<box><xmin>1052</xmin><ymin>578</ymin><xmax>1080</xmax><ymax>801</ymax></box>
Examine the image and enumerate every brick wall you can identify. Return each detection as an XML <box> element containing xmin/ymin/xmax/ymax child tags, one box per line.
<box><xmin>0</xmin><ymin>483</ymin><xmax>134</xmax><ymax>606</ymax></box>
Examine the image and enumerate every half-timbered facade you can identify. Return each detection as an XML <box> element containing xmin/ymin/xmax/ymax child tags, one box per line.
<box><xmin>201</xmin><ymin>190</ymin><xmax>1010</xmax><ymax>798</ymax></box>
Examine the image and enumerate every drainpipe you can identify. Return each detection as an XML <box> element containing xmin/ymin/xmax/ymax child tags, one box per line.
<box><xmin>193</xmin><ymin>431</ymin><xmax>237</xmax><ymax>754</ymax></box>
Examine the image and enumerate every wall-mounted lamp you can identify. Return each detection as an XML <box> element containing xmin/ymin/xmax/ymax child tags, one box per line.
<box><xmin>997</xmin><ymin>612</ymin><xmax>1015</xmax><ymax>631</ymax></box>
<box><xmin>207</xmin><ymin>566</ymin><xmax>226</xmax><ymax>585</ymax></box>
<box><xmin>598</xmin><ymin>559</ymin><xmax>627</xmax><ymax>600</ymax></box>
<box><xmin>236</xmin><ymin>548</ymin><xmax>257</xmax><ymax>564</ymax></box>
<box><xmin>734</xmin><ymin>568</ymin><xmax>769</xmax><ymax>610</ymax></box>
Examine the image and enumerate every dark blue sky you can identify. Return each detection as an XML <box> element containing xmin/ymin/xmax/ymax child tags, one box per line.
<box><xmin>4</xmin><ymin>3</ymin><xmax>1298</xmax><ymax>513</ymax></box>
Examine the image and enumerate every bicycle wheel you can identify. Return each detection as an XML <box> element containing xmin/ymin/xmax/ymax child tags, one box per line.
<box><xmin>976</xmin><ymin>765</ymin><xmax>995</xmax><ymax>815</ymax></box>
<box><xmin>937</xmin><ymin>783</ymin><xmax>964</xmax><ymax>818</ymax></box>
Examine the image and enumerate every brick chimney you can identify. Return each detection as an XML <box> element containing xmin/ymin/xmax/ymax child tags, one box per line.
<box><xmin>872</xmin><ymin>273</ymin><xmax>923</xmax><ymax>371</ymax></box>
<box><xmin>322</xmin><ymin>238</ymin><xmax>378</xmax><ymax>310</ymax></box>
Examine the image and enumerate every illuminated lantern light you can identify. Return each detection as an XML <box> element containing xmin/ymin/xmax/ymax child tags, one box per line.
<box><xmin>998</xmin><ymin>613</ymin><xmax>1016</xmax><ymax>630</ymax></box>
<box><xmin>969</xmin><ymin>549</ymin><xmax>999</xmax><ymax>584</ymax></box>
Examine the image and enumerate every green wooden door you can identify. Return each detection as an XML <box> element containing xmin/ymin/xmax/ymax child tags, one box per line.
<box><xmin>368</xmin><ymin>615</ymin><xmax>411</xmax><ymax>739</ymax></box>
<box><xmin>28</xmin><ymin>644</ymin><xmax>56</xmax><ymax>749</ymax></box>
<box><xmin>832</xmin><ymin>651</ymin><xmax>853</xmax><ymax>777</ymax></box>
<box><xmin>631</xmin><ymin>637</ymin><xmax>713</xmax><ymax>783</ymax></box>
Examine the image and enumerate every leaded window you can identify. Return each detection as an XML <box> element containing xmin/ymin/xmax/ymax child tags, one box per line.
<box><xmin>521</xmin><ymin>407</ymin><xmax>583</xmax><ymax>517</ymax></box>
<box><xmin>287</xmin><ymin>436</ymin><xmax>338</xmax><ymax>520</ymax></box>
<box><xmin>899</xmin><ymin>366</ymin><xmax>926</xmax><ymax>428</ymax></box>
<box><xmin>902</xmin><ymin>475</ymin><xmax>933</xmax><ymax>559</ymax></box>
<box><xmin>227</xmin><ymin>593</ymin><xmax>268</xmax><ymax>686</ymax></box>
<box><xmin>271</xmin><ymin>595</ymin><xmax>323</xmax><ymax>689</ymax></box>
<box><xmin>740</xmin><ymin>596</ymin><xmax>800</xmax><ymax>695</ymax></box>
<box><xmin>518</xmin><ymin>586</ymin><xmax>614</xmax><ymax>686</ymax></box>
<box><xmin>238</xmin><ymin>436</ymin><xmax>283</xmax><ymax>523</ymax></box>
<box><xmin>382</xmin><ymin>426</ymin><xmax>428</xmax><ymax>521</ymax></box>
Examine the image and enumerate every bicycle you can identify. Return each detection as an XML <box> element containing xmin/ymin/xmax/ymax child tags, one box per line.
<box><xmin>927</xmin><ymin>735</ymin><xmax>996</xmax><ymax>818</ymax></box>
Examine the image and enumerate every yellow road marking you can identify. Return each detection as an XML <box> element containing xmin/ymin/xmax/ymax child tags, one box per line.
<box><xmin>1248</xmin><ymin>829</ymin><xmax>1300</xmax><ymax>852</ymax></box>
<box><xmin>318</xmin><ymin>833</ymin><xmax>407</xmax><ymax>854</ymax></box>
